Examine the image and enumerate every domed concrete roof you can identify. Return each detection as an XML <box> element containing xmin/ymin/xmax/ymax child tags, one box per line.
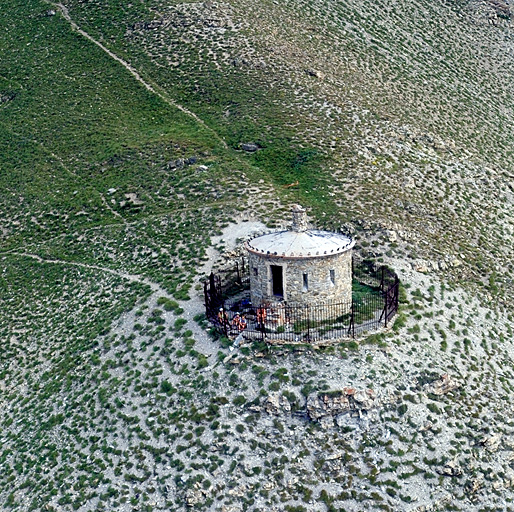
<box><xmin>246</xmin><ymin>229</ymin><xmax>354</xmax><ymax>259</ymax></box>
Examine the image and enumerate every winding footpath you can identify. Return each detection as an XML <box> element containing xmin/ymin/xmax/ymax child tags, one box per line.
<box><xmin>47</xmin><ymin>1</ymin><xmax>229</xmax><ymax>150</ymax></box>
<box><xmin>9</xmin><ymin>249</ymin><xmax>220</xmax><ymax>356</ymax></box>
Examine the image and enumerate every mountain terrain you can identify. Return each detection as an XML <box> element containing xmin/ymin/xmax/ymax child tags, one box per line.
<box><xmin>1</xmin><ymin>0</ymin><xmax>514</xmax><ymax>510</ymax></box>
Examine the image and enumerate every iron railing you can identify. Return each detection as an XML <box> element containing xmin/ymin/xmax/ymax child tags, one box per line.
<box><xmin>204</xmin><ymin>258</ymin><xmax>399</xmax><ymax>343</ymax></box>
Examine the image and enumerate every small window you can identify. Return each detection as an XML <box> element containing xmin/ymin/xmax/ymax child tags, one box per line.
<box><xmin>253</xmin><ymin>267</ymin><xmax>258</xmax><ymax>277</ymax></box>
<box><xmin>302</xmin><ymin>273</ymin><xmax>308</xmax><ymax>292</ymax></box>
<box><xmin>330</xmin><ymin>269</ymin><xmax>335</xmax><ymax>286</ymax></box>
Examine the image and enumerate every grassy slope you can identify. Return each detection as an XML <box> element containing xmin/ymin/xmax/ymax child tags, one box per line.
<box><xmin>0</xmin><ymin>0</ymin><xmax>266</xmax><ymax>290</ymax></box>
<box><xmin>0</xmin><ymin>3</ymin><xmax>248</xmax><ymax>507</ymax></box>
<box><xmin>57</xmin><ymin>0</ymin><xmax>514</xmax><ymax>295</ymax></box>
<box><xmin>2</xmin><ymin>0</ymin><xmax>514</xmax><ymax>511</ymax></box>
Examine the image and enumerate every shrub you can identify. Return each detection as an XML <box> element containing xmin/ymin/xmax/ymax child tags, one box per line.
<box><xmin>398</xmin><ymin>403</ymin><xmax>408</xmax><ymax>416</ymax></box>
<box><xmin>160</xmin><ymin>381</ymin><xmax>176</xmax><ymax>395</ymax></box>
<box><xmin>233</xmin><ymin>395</ymin><xmax>246</xmax><ymax>406</ymax></box>
<box><xmin>197</xmin><ymin>354</ymin><xmax>208</xmax><ymax>368</ymax></box>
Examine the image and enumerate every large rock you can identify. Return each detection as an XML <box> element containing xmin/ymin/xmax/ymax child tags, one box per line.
<box><xmin>427</xmin><ymin>373</ymin><xmax>460</xmax><ymax>395</ymax></box>
<box><xmin>305</xmin><ymin>68</ymin><xmax>324</xmax><ymax>79</ymax></box>
<box><xmin>306</xmin><ymin>388</ymin><xmax>377</xmax><ymax>422</ymax></box>
<box><xmin>264</xmin><ymin>393</ymin><xmax>291</xmax><ymax>415</ymax></box>
<box><xmin>241</xmin><ymin>143</ymin><xmax>259</xmax><ymax>152</ymax></box>
<box><xmin>479</xmin><ymin>433</ymin><xmax>501</xmax><ymax>452</ymax></box>
<box><xmin>185</xmin><ymin>487</ymin><xmax>204</xmax><ymax>507</ymax></box>
<box><xmin>437</xmin><ymin>458</ymin><xmax>462</xmax><ymax>477</ymax></box>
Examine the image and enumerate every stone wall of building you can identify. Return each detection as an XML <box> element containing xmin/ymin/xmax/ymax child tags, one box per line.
<box><xmin>248</xmin><ymin>249</ymin><xmax>352</xmax><ymax>306</ymax></box>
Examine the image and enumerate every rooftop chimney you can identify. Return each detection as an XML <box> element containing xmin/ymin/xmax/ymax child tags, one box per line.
<box><xmin>291</xmin><ymin>204</ymin><xmax>307</xmax><ymax>232</ymax></box>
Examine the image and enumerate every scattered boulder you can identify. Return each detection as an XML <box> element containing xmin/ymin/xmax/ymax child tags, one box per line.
<box><xmin>427</xmin><ymin>373</ymin><xmax>460</xmax><ymax>395</ymax></box>
<box><xmin>467</xmin><ymin>478</ymin><xmax>482</xmax><ymax>494</ymax></box>
<box><xmin>307</xmin><ymin>388</ymin><xmax>377</xmax><ymax>423</ymax></box>
<box><xmin>412</xmin><ymin>494</ymin><xmax>452</xmax><ymax>512</ymax></box>
<box><xmin>241</xmin><ymin>143</ymin><xmax>259</xmax><ymax>152</ymax></box>
<box><xmin>305</xmin><ymin>68</ymin><xmax>324</xmax><ymax>79</ymax></box>
<box><xmin>437</xmin><ymin>458</ymin><xmax>462</xmax><ymax>477</ymax></box>
<box><xmin>130</xmin><ymin>19</ymin><xmax>164</xmax><ymax>31</ymax></box>
<box><xmin>307</xmin><ymin>391</ymin><xmax>350</xmax><ymax>421</ymax></box>
<box><xmin>167</xmin><ymin>156</ymin><xmax>199</xmax><ymax>169</ymax></box>
<box><xmin>421</xmin><ymin>421</ymin><xmax>434</xmax><ymax>432</ymax></box>
<box><xmin>264</xmin><ymin>392</ymin><xmax>291</xmax><ymax>415</ymax></box>
<box><xmin>231</xmin><ymin>57</ymin><xmax>249</xmax><ymax>67</ymax></box>
<box><xmin>185</xmin><ymin>487</ymin><xmax>204</xmax><ymax>507</ymax></box>
<box><xmin>353</xmin><ymin>389</ymin><xmax>374</xmax><ymax>405</ymax></box>
<box><xmin>479</xmin><ymin>433</ymin><xmax>501</xmax><ymax>452</ymax></box>
<box><xmin>386</xmin><ymin>230</ymin><xmax>397</xmax><ymax>243</ymax></box>
<box><xmin>321</xmin><ymin>456</ymin><xmax>344</xmax><ymax>475</ymax></box>
<box><xmin>413</xmin><ymin>260</ymin><xmax>436</xmax><ymax>273</ymax></box>
<box><xmin>403</xmin><ymin>176</ymin><xmax>416</xmax><ymax>188</ymax></box>
<box><xmin>451</xmin><ymin>257</ymin><xmax>462</xmax><ymax>267</ymax></box>
<box><xmin>124</xmin><ymin>193</ymin><xmax>144</xmax><ymax>207</ymax></box>
<box><xmin>504</xmin><ymin>469</ymin><xmax>514</xmax><ymax>488</ymax></box>
<box><xmin>0</xmin><ymin>91</ymin><xmax>17</xmax><ymax>104</ymax></box>
<box><xmin>319</xmin><ymin>416</ymin><xmax>335</xmax><ymax>429</ymax></box>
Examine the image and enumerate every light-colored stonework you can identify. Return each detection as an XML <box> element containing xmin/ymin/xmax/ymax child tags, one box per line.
<box><xmin>246</xmin><ymin>205</ymin><xmax>354</xmax><ymax>307</ymax></box>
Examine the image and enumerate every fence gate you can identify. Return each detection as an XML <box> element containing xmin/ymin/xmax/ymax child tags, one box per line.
<box><xmin>204</xmin><ymin>272</ymin><xmax>223</xmax><ymax>322</ymax></box>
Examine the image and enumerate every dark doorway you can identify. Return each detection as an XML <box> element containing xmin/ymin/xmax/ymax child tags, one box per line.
<box><xmin>271</xmin><ymin>265</ymin><xmax>284</xmax><ymax>297</ymax></box>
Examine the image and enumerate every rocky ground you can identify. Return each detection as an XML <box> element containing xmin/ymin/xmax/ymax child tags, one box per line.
<box><xmin>3</xmin><ymin>221</ymin><xmax>514</xmax><ymax>512</ymax></box>
<box><xmin>2</xmin><ymin>0</ymin><xmax>514</xmax><ymax>510</ymax></box>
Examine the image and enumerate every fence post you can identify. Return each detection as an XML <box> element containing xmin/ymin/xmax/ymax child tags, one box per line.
<box><xmin>209</xmin><ymin>272</ymin><xmax>216</xmax><ymax>295</ymax></box>
<box><xmin>260</xmin><ymin>305</ymin><xmax>266</xmax><ymax>342</ymax></box>
<box><xmin>306</xmin><ymin>305</ymin><xmax>310</xmax><ymax>341</ymax></box>
<box><xmin>236</xmin><ymin>261</ymin><xmax>241</xmax><ymax>286</ymax></box>
<box><xmin>394</xmin><ymin>277</ymin><xmax>400</xmax><ymax>312</ymax></box>
<box><xmin>384</xmin><ymin>291</ymin><xmax>389</xmax><ymax>328</ymax></box>
<box><xmin>352</xmin><ymin>300</ymin><xmax>355</xmax><ymax>338</ymax></box>
<box><xmin>348</xmin><ymin>300</ymin><xmax>355</xmax><ymax>338</ymax></box>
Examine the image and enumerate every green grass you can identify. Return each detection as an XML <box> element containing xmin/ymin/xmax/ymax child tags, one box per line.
<box><xmin>32</xmin><ymin>0</ymin><xmax>344</xmax><ymax>219</ymax></box>
<box><xmin>1</xmin><ymin>0</ymin><xmax>514</xmax><ymax>510</ymax></box>
<box><xmin>0</xmin><ymin>0</ymin><xmax>235</xmax><ymax>253</ymax></box>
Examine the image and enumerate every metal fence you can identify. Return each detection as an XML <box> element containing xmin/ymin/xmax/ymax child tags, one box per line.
<box><xmin>204</xmin><ymin>258</ymin><xmax>399</xmax><ymax>344</ymax></box>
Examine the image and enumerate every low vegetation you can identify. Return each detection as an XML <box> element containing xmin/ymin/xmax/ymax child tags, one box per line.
<box><xmin>1</xmin><ymin>0</ymin><xmax>514</xmax><ymax>510</ymax></box>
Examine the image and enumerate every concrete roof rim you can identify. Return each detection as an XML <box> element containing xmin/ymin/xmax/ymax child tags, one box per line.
<box><xmin>245</xmin><ymin>229</ymin><xmax>354</xmax><ymax>259</ymax></box>
<box><xmin>245</xmin><ymin>240</ymin><xmax>355</xmax><ymax>259</ymax></box>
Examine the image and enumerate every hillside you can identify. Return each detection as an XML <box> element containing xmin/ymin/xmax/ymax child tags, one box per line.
<box><xmin>1</xmin><ymin>0</ymin><xmax>514</xmax><ymax>510</ymax></box>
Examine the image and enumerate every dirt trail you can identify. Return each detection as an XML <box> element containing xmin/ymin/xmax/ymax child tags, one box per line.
<box><xmin>11</xmin><ymin>251</ymin><xmax>160</xmax><ymax>289</ymax></box>
<box><xmin>10</xmin><ymin>250</ymin><xmax>221</xmax><ymax>355</ymax></box>
<box><xmin>48</xmin><ymin>1</ymin><xmax>228</xmax><ymax>150</ymax></box>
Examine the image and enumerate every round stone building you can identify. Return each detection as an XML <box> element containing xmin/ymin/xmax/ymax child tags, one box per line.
<box><xmin>245</xmin><ymin>205</ymin><xmax>355</xmax><ymax>307</ymax></box>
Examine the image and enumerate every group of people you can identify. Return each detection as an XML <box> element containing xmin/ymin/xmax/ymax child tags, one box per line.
<box><xmin>231</xmin><ymin>312</ymin><xmax>247</xmax><ymax>331</ymax></box>
<box><xmin>216</xmin><ymin>303</ymin><xmax>289</xmax><ymax>334</ymax></box>
<box><xmin>217</xmin><ymin>307</ymin><xmax>247</xmax><ymax>332</ymax></box>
